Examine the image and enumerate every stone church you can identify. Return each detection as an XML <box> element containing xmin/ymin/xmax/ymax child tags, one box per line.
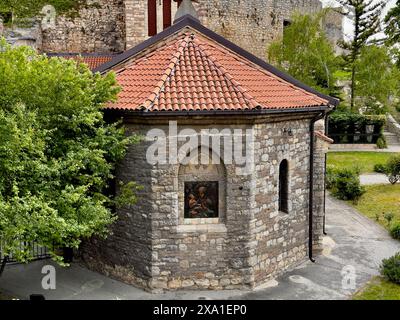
<box><xmin>76</xmin><ymin>2</ymin><xmax>336</xmax><ymax>291</ymax></box>
<box><xmin>1</xmin><ymin>0</ymin><xmax>343</xmax><ymax>59</ymax></box>
<box><xmin>2</xmin><ymin>0</ymin><xmax>340</xmax><ymax>291</ymax></box>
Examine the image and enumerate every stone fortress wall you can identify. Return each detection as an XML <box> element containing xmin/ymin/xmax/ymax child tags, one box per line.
<box><xmin>1</xmin><ymin>0</ymin><xmax>343</xmax><ymax>58</ymax></box>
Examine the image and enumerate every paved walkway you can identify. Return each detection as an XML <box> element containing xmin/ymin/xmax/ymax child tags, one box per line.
<box><xmin>0</xmin><ymin>196</ymin><xmax>399</xmax><ymax>300</ymax></box>
<box><xmin>360</xmin><ymin>173</ymin><xmax>390</xmax><ymax>186</ymax></box>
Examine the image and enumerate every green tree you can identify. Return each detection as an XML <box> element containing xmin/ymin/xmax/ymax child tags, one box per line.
<box><xmin>385</xmin><ymin>0</ymin><xmax>400</xmax><ymax>45</ymax></box>
<box><xmin>0</xmin><ymin>0</ymin><xmax>86</xmax><ymax>24</ymax></box>
<box><xmin>355</xmin><ymin>45</ymin><xmax>399</xmax><ymax>114</ymax></box>
<box><xmin>338</xmin><ymin>0</ymin><xmax>387</xmax><ymax>111</ymax></box>
<box><xmin>0</xmin><ymin>41</ymin><xmax>140</xmax><ymax>268</ymax></box>
<box><xmin>268</xmin><ymin>11</ymin><xmax>339</xmax><ymax>96</ymax></box>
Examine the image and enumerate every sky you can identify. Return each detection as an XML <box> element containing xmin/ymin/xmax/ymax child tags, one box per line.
<box><xmin>321</xmin><ymin>0</ymin><xmax>396</xmax><ymax>40</ymax></box>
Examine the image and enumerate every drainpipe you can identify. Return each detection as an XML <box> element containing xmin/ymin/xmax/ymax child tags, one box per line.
<box><xmin>309</xmin><ymin>111</ymin><xmax>326</xmax><ymax>263</ymax></box>
<box><xmin>323</xmin><ymin>109</ymin><xmax>335</xmax><ymax>236</ymax></box>
<box><xmin>323</xmin><ymin>153</ymin><xmax>327</xmax><ymax>235</ymax></box>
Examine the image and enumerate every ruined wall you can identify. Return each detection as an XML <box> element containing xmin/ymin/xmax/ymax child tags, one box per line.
<box><xmin>323</xmin><ymin>7</ymin><xmax>344</xmax><ymax>55</ymax></box>
<box><xmin>41</xmin><ymin>0</ymin><xmax>125</xmax><ymax>53</ymax></box>
<box><xmin>197</xmin><ymin>0</ymin><xmax>323</xmax><ymax>59</ymax></box>
<box><xmin>37</xmin><ymin>0</ymin><xmax>339</xmax><ymax>60</ymax></box>
<box><xmin>124</xmin><ymin>0</ymin><xmax>325</xmax><ymax>59</ymax></box>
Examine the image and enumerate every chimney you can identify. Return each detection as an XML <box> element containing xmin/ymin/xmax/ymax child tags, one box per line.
<box><xmin>174</xmin><ymin>0</ymin><xmax>199</xmax><ymax>23</ymax></box>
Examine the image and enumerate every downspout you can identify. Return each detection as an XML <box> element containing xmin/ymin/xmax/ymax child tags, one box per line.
<box><xmin>309</xmin><ymin>111</ymin><xmax>326</xmax><ymax>263</ymax></box>
<box><xmin>323</xmin><ymin>153</ymin><xmax>327</xmax><ymax>235</ymax></box>
<box><xmin>323</xmin><ymin>109</ymin><xmax>335</xmax><ymax>235</ymax></box>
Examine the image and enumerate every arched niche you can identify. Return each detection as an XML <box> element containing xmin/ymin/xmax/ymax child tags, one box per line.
<box><xmin>177</xmin><ymin>147</ymin><xmax>227</xmax><ymax>225</ymax></box>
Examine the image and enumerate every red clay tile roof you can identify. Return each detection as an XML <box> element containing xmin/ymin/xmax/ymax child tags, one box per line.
<box><xmin>47</xmin><ymin>53</ymin><xmax>115</xmax><ymax>70</ymax></box>
<box><xmin>108</xmin><ymin>30</ymin><xmax>329</xmax><ymax>112</ymax></box>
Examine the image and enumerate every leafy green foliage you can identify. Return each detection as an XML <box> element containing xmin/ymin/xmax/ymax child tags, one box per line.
<box><xmin>390</xmin><ymin>222</ymin><xmax>400</xmax><ymax>240</ymax></box>
<box><xmin>374</xmin><ymin>163</ymin><xmax>388</xmax><ymax>174</ymax></box>
<box><xmin>268</xmin><ymin>11</ymin><xmax>340</xmax><ymax>96</ymax></box>
<box><xmin>385</xmin><ymin>0</ymin><xmax>400</xmax><ymax>45</ymax></box>
<box><xmin>381</xmin><ymin>253</ymin><xmax>400</xmax><ymax>284</ymax></box>
<box><xmin>328</xmin><ymin>111</ymin><xmax>386</xmax><ymax>145</ymax></box>
<box><xmin>386</xmin><ymin>154</ymin><xmax>400</xmax><ymax>180</ymax></box>
<box><xmin>0</xmin><ymin>0</ymin><xmax>86</xmax><ymax>19</ymax></box>
<box><xmin>338</xmin><ymin>0</ymin><xmax>386</xmax><ymax>111</ymax></box>
<box><xmin>376</xmin><ymin>137</ymin><xmax>387</xmax><ymax>149</ymax></box>
<box><xmin>326</xmin><ymin>166</ymin><xmax>365</xmax><ymax>202</ymax></box>
<box><xmin>354</xmin><ymin>45</ymin><xmax>400</xmax><ymax>114</ymax></box>
<box><xmin>0</xmin><ymin>40</ymin><xmax>140</xmax><ymax>264</ymax></box>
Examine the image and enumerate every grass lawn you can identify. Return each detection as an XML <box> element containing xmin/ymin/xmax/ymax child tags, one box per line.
<box><xmin>327</xmin><ymin>152</ymin><xmax>397</xmax><ymax>174</ymax></box>
<box><xmin>353</xmin><ymin>276</ymin><xmax>400</xmax><ymax>300</ymax></box>
<box><xmin>350</xmin><ymin>184</ymin><xmax>400</xmax><ymax>229</ymax></box>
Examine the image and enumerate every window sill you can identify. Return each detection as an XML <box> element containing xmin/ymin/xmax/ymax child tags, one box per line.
<box><xmin>277</xmin><ymin>211</ymin><xmax>290</xmax><ymax>220</ymax></box>
<box><xmin>177</xmin><ymin>223</ymin><xmax>227</xmax><ymax>234</ymax></box>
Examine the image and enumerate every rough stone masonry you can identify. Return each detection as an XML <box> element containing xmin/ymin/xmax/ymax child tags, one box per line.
<box><xmin>81</xmin><ymin>116</ymin><xmax>330</xmax><ymax>292</ymax></box>
<box><xmin>2</xmin><ymin>0</ymin><xmax>343</xmax><ymax>58</ymax></box>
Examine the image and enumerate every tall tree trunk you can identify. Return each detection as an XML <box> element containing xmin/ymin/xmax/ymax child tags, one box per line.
<box><xmin>351</xmin><ymin>64</ymin><xmax>356</xmax><ymax>112</ymax></box>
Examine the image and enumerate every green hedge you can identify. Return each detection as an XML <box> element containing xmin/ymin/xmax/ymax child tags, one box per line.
<box><xmin>328</xmin><ymin>112</ymin><xmax>386</xmax><ymax>145</ymax></box>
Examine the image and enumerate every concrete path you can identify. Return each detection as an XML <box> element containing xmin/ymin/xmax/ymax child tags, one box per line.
<box><xmin>360</xmin><ymin>173</ymin><xmax>390</xmax><ymax>186</ymax></box>
<box><xmin>1</xmin><ymin>196</ymin><xmax>399</xmax><ymax>300</ymax></box>
<box><xmin>329</xmin><ymin>145</ymin><xmax>400</xmax><ymax>153</ymax></box>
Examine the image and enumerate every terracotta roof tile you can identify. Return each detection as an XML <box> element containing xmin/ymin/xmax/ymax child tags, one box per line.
<box><xmin>106</xmin><ymin>30</ymin><xmax>329</xmax><ymax>112</ymax></box>
<box><xmin>47</xmin><ymin>53</ymin><xmax>115</xmax><ymax>70</ymax></box>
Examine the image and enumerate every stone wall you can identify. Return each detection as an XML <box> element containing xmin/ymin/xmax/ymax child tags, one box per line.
<box><xmin>41</xmin><ymin>0</ymin><xmax>125</xmax><ymax>53</ymax></box>
<box><xmin>124</xmin><ymin>0</ymin><xmax>326</xmax><ymax>59</ymax></box>
<box><xmin>251</xmin><ymin>118</ymin><xmax>311</xmax><ymax>284</ymax></box>
<box><xmin>35</xmin><ymin>0</ymin><xmax>341</xmax><ymax>60</ymax></box>
<box><xmin>197</xmin><ymin>0</ymin><xmax>324</xmax><ymax>59</ymax></box>
<box><xmin>323</xmin><ymin>7</ymin><xmax>344</xmax><ymax>55</ymax></box>
<box><xmin>82</xmin><ymin>114</ymin><xmax>326</xmax><ymax>292</ymax></box>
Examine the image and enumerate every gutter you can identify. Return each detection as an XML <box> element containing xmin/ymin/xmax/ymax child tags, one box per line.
<box><xmin>105</xmin><ymin>105</ymin><xmax>331</xmax><ymax>118</ymax></box>
<box><xmin>309</xmin><ymin>111</ymin><xmax>327</xmax><ymax>263</ymax></box>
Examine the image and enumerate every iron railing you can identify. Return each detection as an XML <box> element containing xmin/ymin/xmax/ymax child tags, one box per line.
<box><xmin>0</xmin><ymin>241</ymin><xmax>51</xmax><ymax>265</ymax></box>
<box><xmin>327</xmin><ymin>133</ymin><xmax>382</xmax><ymax>144</ymax></box>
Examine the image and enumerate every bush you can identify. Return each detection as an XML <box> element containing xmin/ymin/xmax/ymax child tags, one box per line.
<box><xmin>326</xmin><ymin>165</ymin><xmax>337</xmax><ymax>190</ymax></box>
<box><xmin>381</xmin><ymin>253</ymin><xmax>400</xmax><ymax>284</ymax></box>
<box><xmin>386</xmin><ymin>155</ymin><xmax>400</xmax><ymax>177</ymax></box>
<box><xmin>390</xmin><ymin>221</ymin><xmax>400</xmax><ymax>240</ymax></box>
<box><xmin>376</xmin><ymin>136</ymin><xmax>387</xmax><ymax>149</ymax></box>
<box><xmin>374</xmin><ymin>163</ymin><xmax>388</xmax><ymax>174</ymax></box>
<box><xmin>327</xmin><ymin>167</ymin><xmax>365</xmax><ymax>202</ymax></box>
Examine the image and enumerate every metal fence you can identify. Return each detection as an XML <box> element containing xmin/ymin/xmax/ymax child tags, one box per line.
<box><xmin>0</xmin><ymin>242</ymin><xmax>51</xmax><ymax>265</ymax></box>
<box><xmin>327</xmin><ymin>133</ymin><xmax>382</xmax><ymax>144</ymax></box>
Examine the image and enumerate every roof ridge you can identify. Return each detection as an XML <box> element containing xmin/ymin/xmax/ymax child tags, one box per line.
<box><xmin>191</xmin><ymin>37</ymin><xmax>259</xmax><ymax>109</ymax></box>
<box><xmin>141</xmin><ymin>34</ymin><xmax>191</xmax><ymax>111</ymax></box>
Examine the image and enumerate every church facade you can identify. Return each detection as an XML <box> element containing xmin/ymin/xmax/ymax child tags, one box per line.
<box><xmin>79</xmin><ymin>12</ymin><xmax>337</xmax><ymax>292</ymax></box>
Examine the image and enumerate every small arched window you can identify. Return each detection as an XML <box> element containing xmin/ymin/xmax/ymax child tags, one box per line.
<box><xmin>279</xmin><ymin>159</ymin><xmax>289</xmax><ymax>213</ymax></box>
